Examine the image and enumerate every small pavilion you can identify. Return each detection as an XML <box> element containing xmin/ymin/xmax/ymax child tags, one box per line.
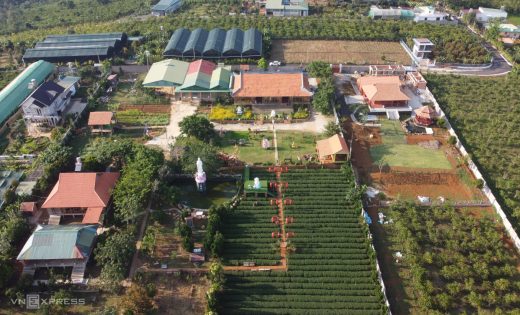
<box><xmin>413</xmin><ymin>106</ymin><xmax>437</xmax><ymax>126</ymax></box>
<box><xmin>316</xmin><ymin>134</ymin><xmax>350</xmax><ymax>164</ymax></box>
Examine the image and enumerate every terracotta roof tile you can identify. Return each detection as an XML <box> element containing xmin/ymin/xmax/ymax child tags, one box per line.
<box><xmin>42</xmin><ymin>172</ymin><xmax>119</xmax><ymax>209</ymax></box>
<box><xmin>88</xmin><ymin>111</ymin><xmax>114</xmax><ymax>126</ymax></box>
<box><xmin>232</xmin><ymin>72</ymin><xmax>313</xmax><ymax>98</ymax></box>
<box><xmin>20</xmin><ymin>202</ymin><xmax>38</xmax><ymax>213</ymax></box>
<box><xmin>316</xmin><ymin>134</ymin><xmax>349</xmax><ymax>158</ymax></box>
<box><xmin>414</xmin><ymin>105</ymin><xmax>437</xmax><ymax>119</ymax></box>
<box><xmin>187</xmin><ymin>59</ymin><xmax>215</xmax><ymax>76</ymax></box>
<box><xmin>357</xmin><ymin>76</ymin><xmax>409</xmax><ymax>102</ymax></box>
<box><xmin>82</xmin><ymin>207</ymin><xmax>104</xmax><ymax>224</ymax></box>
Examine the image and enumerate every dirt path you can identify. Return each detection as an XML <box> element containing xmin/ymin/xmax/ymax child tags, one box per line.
<box><xmin>146</xmin><ymin>101</ymin><xmax>197</xmax><ymax>151</ymax></box>
<box><xmin>213</xmin><ymin>112</ymin><xmax>331</xmax><ymax>133</ymax></box>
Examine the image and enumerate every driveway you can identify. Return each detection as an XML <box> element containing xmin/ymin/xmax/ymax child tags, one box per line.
<box><xmin>213</xmin><ymin>112</ymin><xmax>332</xmax><ymax>134</ymax></box>
<box><xmin>146</xmin><ymin>101</ymin><xmax>197</xmax><ymax>151</ymax></box>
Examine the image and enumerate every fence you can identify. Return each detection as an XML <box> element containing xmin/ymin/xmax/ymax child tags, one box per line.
<box><xmin>424</xmin><ymin>88</ymin><xmax>520</xmax><ymax>251</ymax></box>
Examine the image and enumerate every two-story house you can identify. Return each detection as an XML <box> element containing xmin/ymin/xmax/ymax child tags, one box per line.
<box><xmin>21</xmin><ymin>79</ymin><xmax>76</xmax><ymax>130</ymax></box>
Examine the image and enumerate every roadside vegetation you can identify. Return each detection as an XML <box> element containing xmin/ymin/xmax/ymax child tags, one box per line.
<box><xmin>427</xmin><ymin>73</ymin><xmax>520</xmax><ymax>231</ymax></box>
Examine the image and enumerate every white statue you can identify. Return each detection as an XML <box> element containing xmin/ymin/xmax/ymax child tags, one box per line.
<box><xmin>253</xmin><ymin>177</ymin><xmax>261</xmax><ymax>189</ymax></box>
<box><xmin>196</xmin><ymin>157</ymin><xmax>204</xmax><ymax>175</ymax></box>
<box><xmin>270</xmin><ymin>110</ymin><xmax>276</xmax><ymax>119</ymax></box>
<box><xmin>195</xmin><ymin>157</ymin><xmax>207</xmax><ymax>192</ymax></box>
<box><xmin>262</xmin><ymin>138</ymin><xmax>271</xmax><ymax>149</ymax></box>
<box><xmin>236</xmin><ymin>106</ymin><xmax>243</xmax><ymax>115</ymax></box>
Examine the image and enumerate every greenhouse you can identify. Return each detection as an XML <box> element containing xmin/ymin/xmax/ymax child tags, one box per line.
<box><xmin>22</xmin><ymin>32</ymin><xmax>126</xmax><ymax>63</ymax></box>
<box><xmin>164</xmin><ymin>28</ymin><xmax>262</xmax><ymax>59</ymax></box>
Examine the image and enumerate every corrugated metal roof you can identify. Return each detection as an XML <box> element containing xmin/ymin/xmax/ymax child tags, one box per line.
<box><xmin>164</xmin><ymin>28</ymin><xmax>191</xmax><ymax>56</ymax></box>
<box><xmin>0</xmin><ymin>61</ymin><xmax>55</xmax><ymax>124</ymax></box>
<box><xmin>142</xmin><ymin>59</ymin><xmax>190</xmax><ymax>87</ymax></box>
<box><xmin>242</xmin><ymin>28</ymin><xmax>263</xmax><ymax>56</ymax></box>
<box><xmin>35</xmin><ymin>39</ymin><xmax>118</xmax><ymax>49</ymax></box>
<box><xmin>223</xmin><ymin>29</ymin><xmax>244</xmax><ymax>56</ymax></box>
<box><xmin>17</xmin><ymin>225</ymin><xmax>97</xmax><ymax>261</ymax></box>
<box><xmin>183</xmin><ymin>28</ymin><xmax>209</xmax><ymax>56</ymax></box>
<box><xmin>266</xmin><ymin>0</ymin><xmax>308</xmax><ymax>11</ymax></box>
<box><xmin>209</xmin><ymin>67</ymin><xmax>232</xmax><ymax>90</ymax></box>
<box><xmin>44</xmin><ymin>32</ymin><xmax>125</xmax><ymax>43</ymax></box>
<box><xmin>152</xmin><ymin>0</ymin><xmax>181</xmax><ymax>11</ymax></box>
<box><xmin>23</xmin><ymin>46</ymin><xmax>112</xmax><ymax>60</ymax></box>
<box><xmin>203</xmin><ymin>28</ymin><xmax>226</xmax><ymax>56</ymax></box>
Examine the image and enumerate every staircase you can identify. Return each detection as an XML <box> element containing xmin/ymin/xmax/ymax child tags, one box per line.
<box><xmin>71</xmin><ymin>263</ymin><xmax>86</xmax><ymax>284</ymax></box>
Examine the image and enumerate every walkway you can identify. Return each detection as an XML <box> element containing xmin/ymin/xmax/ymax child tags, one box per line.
<box><xmin>146</xmin><ymin>101</ymin><xmax>197</xmax><ymax>151</ymax></box>
<box><xmin>128</xmin><ymin>196</ymin><xmax>153</xmax><ymax>279</ymax></box>
<box><xmin>213</xmin><ymin>112</ymin><xmax>331</xmax><ymax>133</ymax></box>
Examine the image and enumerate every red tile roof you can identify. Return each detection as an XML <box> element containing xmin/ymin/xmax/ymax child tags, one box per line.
<box><xmin>232</xmin><ymin>73</ymin><xmax>313</xmax><ymax>98</ymax></box>
<box><xmin>187</xmin><ymin>59</ymin><xmax>215</xmax><ymax>76</ymax></box>
<box><xmin>82</xmin><ymin>207</ymin><xmax>104</xmax><ymax>224</ymax></box>
<box><xmin>88</xmin><ymin>111</ymin><xmax>114</xmax><ymax>126</ymax></box>
<box><xmin>414</xmin><ymin>105</ymin><xmax>437</xmax><ymax>119</ymax></box>
<box><xmin>42</xmin><ymin>172</ymin><xmax>120</xmax><ymax>209</ymax></box>
<box><xmin>20</xmin><ymin>202</ymin><xmax>38</xmax><ymax>213</ymax></box>
<box><xmin>357</xmin><ymin>76</ymin><xmax>410</xmax><ymax>102</ymax></box>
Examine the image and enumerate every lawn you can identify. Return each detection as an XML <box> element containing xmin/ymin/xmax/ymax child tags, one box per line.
<box><xmin>507</xmin><ymin>15</ymin><xmax>520</xmax><ymax>25</ymax></box>
<box><xmin>370</xmin><ymin>120</ymin><xmax>451</xmax><ymax>169</ymax></box>
<box><xmin>219</xmin><ymin>130</ymin><xmax>319</xmax><ymax>165</ymax></box>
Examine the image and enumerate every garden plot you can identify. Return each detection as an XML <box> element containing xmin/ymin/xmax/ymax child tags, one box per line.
<box><xmin>271</xmin><ymin>40</ymin><xmax>412</xmax><ymax>65</ymax></box>
<box><xmin>220</xmin><ymin>168</ymin><xmax>385</xmax><ymax>314</ymax></box>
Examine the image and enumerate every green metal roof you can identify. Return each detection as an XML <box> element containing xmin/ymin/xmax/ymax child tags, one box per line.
<box><xmin>23</xmin><ymin>47</ymin><xmax>112</xmax><ymax>60</ymax></box>
<box><xmin>266</xmin><ymin>0</ymin><xmax>308</xmax><ymax>11</ymax></box>
<box><xmin>17</xmin><ymin>225</ymin><xmax>97</xmax><ymax>261</ymax></box>
<box><xmin>223</xmin><ymin>28</ymin><xmax>244</xmax><ymax>56</ymax></box>
<box><xmin>152</xmin><ymin>0</ymin><xmax>181</xmax><ymax>11</ymax></box>
<box><xmin>0</xmin><ymin>60</ymin><xmax>55</xmax><ymax>124</ymax></box>
<box><xmin>143</xmin><ymin>59</ymin><xmax>190</xmax><ymax>87</ymax></box>
<box><xmin>178</xmin><ymin>66</ymin><xmax>231</xmax><ymax>92</ymax></box>
<box><xmin>183</xmin><ymin>28</ymin><xmax>209</xmax><ymax>56</ymax></box>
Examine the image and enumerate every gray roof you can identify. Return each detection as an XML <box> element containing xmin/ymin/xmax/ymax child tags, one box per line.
<box><xmin>183</xmin><ymin>28</ymin><xmax>209</xmax><ymax>56</ymax></box>
<box><xmin>43</xmin><ymin>32</ymin><xmax>125</xmax><ymax>43</ymax></box>
<box><xmin>23</xmin><ymin>46</ymin><xmax>112</xmax><ymax>60</ymax></box>
<box><xmin>152</xmin><ymin>0</ymin><xmax>181</xmax><ymax>11</ymax></box>
<box><xmin>164</xmin><ymin>28</ymin><xmax>262</xmax><ymax>58</ymax></box>
<box><xmin>35</xmin><ymin>39</ymin><xmax>119</xmax><ymax>49</ymax></box>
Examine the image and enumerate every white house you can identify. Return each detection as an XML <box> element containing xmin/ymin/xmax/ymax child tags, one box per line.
<box><xmin>265</xmin><ymin>0</ymin><xmax>309</xmax><ymax>17</ymax></box>
<box><xmin>413</xmin><ymin>6</ymin><xmax>450</xmax><ymax>23</ymax></box>
<box><xmin>152</xmin><ymin>0</ymin><xmax>182</xmax><ymax>16</ymax></box>
<box><xmin>461</xmin><ymin>7</ymin><xmax>508</xmax><ymax>23</ymax></box>
<box><xmin>21</xmin><ymin>78</ymin><xmax>78</xmax><ymax>129</ymax></box>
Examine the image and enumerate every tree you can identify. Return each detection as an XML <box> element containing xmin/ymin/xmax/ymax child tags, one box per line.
<box><xmin>211</xmin><ymin>231</ymin><xmax>224</xmax><ymax>257</ymax></box>
<box><xmin>179</xmin><ymin>115</ymin><xmax>215</xmax><ymax>142</ymax></box>
<box><xmin>172</xmin><ymin>137</ymin><xmax>222</xmax><ymax>176</ymax></box>
<box><xmin>179</xmin><ymin>222</ymin><xmax>193</xmax><ymax>251</ymax></box>
<box><xmin>257</xmin><ymin>57</ymin><xmax>268</xmax><ymax>70</ymax></box>
<box><xmin>306</xmin><ymin>61</ymin><xmax>332</xmax><ymax>78</ymax></box>
<box><xmin>119</xmin><ymin>284</ymin><xmax>157</xmax><ymax>315</ymax></box>
<box><xmin>485</xmin><ymin>19</ymin><xmax>501</xmax><ymax>42</ymax></box>
<box><xmin>323</xmin><ymin>121</ymin><xmax>341</xmax><ymax>137</ymax></box>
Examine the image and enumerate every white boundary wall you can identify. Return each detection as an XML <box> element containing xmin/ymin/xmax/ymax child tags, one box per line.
<box><xmin>424</xmin><ymin>88</ymin><xmax>520</xmax><ymax>251</ymax></box>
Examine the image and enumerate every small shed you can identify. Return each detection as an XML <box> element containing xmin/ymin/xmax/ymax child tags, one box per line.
<box><xmin>316</xmin><ymin>134</ymin><xmax>350</xmax><ymax>164</ymax></box>
<box><xmin>88</xmin><ymin>111</ymin><xmax>115</xmax><ymax>134</ymax></box>
<box><xmin>20</xmin><ymin>202</ymin><xmax>43</xmax><ymax>225</ymax></box>
<box><xmin>414</xmin><ymin>106</ymin><xmax>437</xmax><ymax>126</ymax></box>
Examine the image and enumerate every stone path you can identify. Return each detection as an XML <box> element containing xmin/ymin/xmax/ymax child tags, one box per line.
<box><xmin>146</xmin><ymin>101</ymin><xmax>197</xmax><ymax>151</ymax></box>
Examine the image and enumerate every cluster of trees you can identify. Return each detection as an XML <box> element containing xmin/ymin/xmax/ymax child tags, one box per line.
<box><xmin>388</xmin><ymin>203</ymin><xmax>520</xmax><ymax>312</ymax></box>
<box><xmin>307</xmin><ymin>61</ymin><xmax>335</xmax><ymax>115</ymax></box>
<box><xmin>426</xmin><ymin>73</ymin><xmax>520</xmax><ymax>231</ymax></box>
<box><xmin>0</xmin><ymin>14</ymin><xmax>489</xmax><ymax>64</ymax></box>
<box><xmin>204</xmin><ymin>204</ymin><xmax>228</xmax><ymax>258</ymax></box>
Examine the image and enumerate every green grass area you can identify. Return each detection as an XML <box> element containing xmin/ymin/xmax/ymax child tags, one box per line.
<box><xmin>219</xmin><ymin>130</ymin><xmax>319</xmax><ymax>165</ymax></box>
<box><xmin>380</xmin><ymin>120</ymin><xmax>406</xmax><ymax>145</ymax></box>
<box><xmin>277</xmin><ymin>131</ymin><xmax>320</xmax><ymax>162</ymax></box>
<box><xmin>370</xmin><ymin>119</ymin><xmax>451</xmax><ymax>169</ymax></box>
<box><xmin>370</xmin><ymin>144</ymin><xmax>451</xmax><ymax>169</ymax></box>
<box><xmin>177</xmin><ymin>181</ymin><xmax>238</xmax><ymax>209</ymax></box>
<box><xmin>508</xmin><ymin>15</ymin><xmax>520</xmax><ymax>25</ymax></box>
<box><xmin>115</xmin><ymin>110</ymin><xmax>169</xmax><ymax>126</ymax></box>
<box><xmin>112</xmin><ymin>81</ymin><xmax>169</xmax><ymax>105</ymax></box>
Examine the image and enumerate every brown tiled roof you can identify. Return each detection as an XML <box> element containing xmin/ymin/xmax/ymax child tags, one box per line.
<box><xmin>42</xmin><ymin>172</ymin><xmax>119</xmax><ymax>209</ymax></box>
<box><xmin>316</xmin><ymin>134</ymin><xmax>349</xmax><ymax>158</ymax></box>
<box><xmin>357</xmin><ymin>76</ymin><xmax>410</xmax><ymax>102</ymax></box>
<box><xmin>414</xmin><ymin>105</ymin><xmax>437</xmax><ymax>119</ymax></box>
<box><xmin>88</xmin><ymin>111</ymin><xmax>114</xmax><ymax>126</ymax></box>
<box><xmin>20</xmin><ymin>202</ymin><xmax>38</xmax><ymax>213</ymax></box>
<box><xmin>82</xmin><ymin>207</ymin><xmax>104</xmax><ymax>224</ymax></box>
<box><xmin>232</xmin><ymin>73</ymin><xmax>313</xmax><ymax>98</ymax></box>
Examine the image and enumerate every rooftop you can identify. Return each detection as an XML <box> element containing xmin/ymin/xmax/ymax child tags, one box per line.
<box><xmin>29</xmin><ymin>81</ymin><xmax>65</xmax><ymax>108</ymax></box>
<box><xmin>17</xmin><ymin>225</ymin><xmax>97</xmax><ymax>261</ymax></box>
<box><xmin>42</xmin><ymin>172</ymin><xmax>120</xmax><ymax>209</ymax></box>
<box><xmin>88</xmin><ymin>111</ymin><xmax>114</xmax><ymax>126</ymax></box>
<box><xmin>316</xmin><ymin>134</ymin><xmax>349</xmax><ymax>158</ymax></box>
<box><xmin>357</xmin><ymin>76</ymin><xmax>410</xmax><ymax>102</ymax></box>
<box><xmin>232</xmin><ymin>72</ymin><xmax>313</xmax><ymax>98</ymax></box>
<box><xmin>142</xmin><ymin>59</ymin><xmax>189</xmax><ymax>87</ymax></box>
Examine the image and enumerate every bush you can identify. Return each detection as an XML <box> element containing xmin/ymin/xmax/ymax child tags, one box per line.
<box><xmin>292</xmin><ymin>107</ymin><xmax>309</xmax><ymax>119</ymax></box>
<box><xmin>447</xmin><ymin>135</ymin><xmax>457</xmax><ymax>146</ymax></box>
<box><xmin>475</xmin><ymin>178</ymin><xmax>485</xmax><ymax>189</ymax></box>
<box><xmin>209</xmin><ymin>105</ymin><xmax>237</xmax><ymax>121</ymax></box>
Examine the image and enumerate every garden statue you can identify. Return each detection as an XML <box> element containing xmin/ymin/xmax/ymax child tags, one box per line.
<box><xmin>195</xmin><ymin>157</ymin><xmax>207</xmax><ymax>192</ymax></box>
<box><xmin>253</xmin><ymin>177</ymin><xmax>262</xmax><ymax>189</ymax></box>
<box><xmin>74</xmin><ymin>157</ymin><xmax>82</xmax><ymax>172</ymax></box>
<box><xmin>262</xmin><ymin>138</ymin><xmax>271</xmax><ymax>149</ymax></box>
<box><xmin>236</xmin><ymin>106</ymin><xmax>243</xmax><ymax>116</ymax></box>
<box><xmin>270</xmin><ymin>110</ymin><xmax>276</xmax><ymax>120</ymax></box>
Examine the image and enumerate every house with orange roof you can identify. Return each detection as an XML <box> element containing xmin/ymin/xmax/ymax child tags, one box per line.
<box><xmin>231</xmin><ymin>72</ymin><xmax>313</xmax><ymax>112</ymax></box>
<box><xmin>357</xmin><ymin>76</ymin><xmax>410</xmax><ymax>112</ymax></box>
<box><xmin>41</xmin><ymin>172</ymin><xmax>119</xmax><ymax>225</ymax></box>
<box><xmin>88</xmin><ymin>111</ymin><xmax>115</xmax><ymax>134</ymax></box>
<box><xmin>316</xmin><ymin>134</ymin><xmax>350</xmax><ymax>164</ymax></box>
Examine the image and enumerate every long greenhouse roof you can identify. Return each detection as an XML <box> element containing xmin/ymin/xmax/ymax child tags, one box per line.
<box><xmin>43</xmin><ymin>32</ymin><xmax>125</xmax><ymax>43</ymax></box>
<box><xmin>164</xmin><ymin>28</ymin><xmax>262</xmax><ymax>57</ymax></box>
<box><xmin>23</xmin><ymin>47</ymin><xmax>111</xmax><ymax>59</ymax></box>
<box><xmin>35</xmin><ymin>39</ymin><xmax>119</xmax><ymax>49</ymax></box>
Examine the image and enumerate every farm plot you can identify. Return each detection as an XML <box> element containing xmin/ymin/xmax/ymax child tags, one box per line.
<box><xmin>219</xmin><ymin>168</ymin><xmax>385</xmax><ymax>314</ymax></box>
<box><xmin>271</xmin><ymin>40</ymin><xmax>412</xmax><ymax>65</ymax></box>
<box><xmin>221</xmin><ymin>170</ymin><xmax>280</xmax><ymax>266</ymax></box>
